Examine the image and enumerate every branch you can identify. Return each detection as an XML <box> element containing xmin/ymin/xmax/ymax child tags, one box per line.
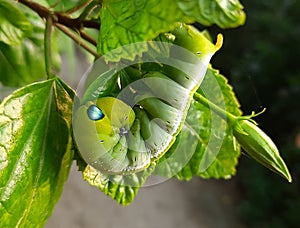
<box><xmin>44</xmin><ymin>16</ymin><xmax>54</xmax><ymax>79</ymax></box>
<box><xmin>66</xmin><ymin>0</ymin><xmax>93</xmax><ymax>14</ymax></box>
<box><xmin>78</xmin><ymin>0</ymin><xmax>100</xmax><ymax>20</ymax></box>
<box><xmin>55</xmin><ymin>23</ymin><xmax>100</xmax><ymax>58</ymax></box>
<box><xmin>18</xmin><ymin>0</ymin><xmax>100</xmax><ymax>30</ymax></box>
<box><xmin>79</xmin><ymin>30</ymin><xmax>97</xmax><ymax>46</ymax></box>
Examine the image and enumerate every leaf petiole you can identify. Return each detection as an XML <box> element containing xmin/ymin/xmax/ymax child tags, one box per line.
<box><xmin>55</xmin><ymin>23</ymin><xmax>100</xmax><ymax>58</ymax></box>
<box><xmin>78</xmin><ymin>0</ymin><xmax>101</xmax><ymax>20</ymax></box>
<box><xmin>193</xmin><ymin>91</ymin><xmax>237</xmax><ymax>122</ymax></box>
<box><xmin>193</xmin><ymin>92</ymin><xmax>292</xmax><ymax>182</ymax></box>
<box><xmin>44</xmin><ymin>15</ymin><xmax>55</xmax><ymax>79</ymax></box>
<box><xmin>66</xmin><ymin>0</ymin><xmax>94</xmax><ymax>14</ymax></box>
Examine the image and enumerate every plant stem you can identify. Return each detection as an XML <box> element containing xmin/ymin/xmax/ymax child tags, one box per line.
<box><xmin>45</xmin><ymin>16</ymin><xmax>54</xmax><ymax>79</ymax></box>
<box><xmin>18</xmin><ymin>0</ymin><xmax>100</xmax><ymax>29</ymax></box>
<box><xmin>193</xmin><ymin>92</ymin><xmax>237</xmax><ymax>122</ymax></box>
<box><xmin>55</xmin><ymin>23</ymin><xmax>100</xmax><ymax>58</ymax></box>
<box><xmin>79</xmin><ymin>30</ymin><xmax>97</xmax><ymax>46</ymax></box>
<box><xmin>78</xmin><ymin>1</ymin><xmax>100</xmax><ymax>20</ymax></box>
<box><xmin>18</xmin><ymin>0</ymin><xmax>101</xmax><ymax>58</ymax></box>
<box><xmin>66</xmin><ymin>0</ymin><xmax>94</xmax><ymax>14</ymax></box>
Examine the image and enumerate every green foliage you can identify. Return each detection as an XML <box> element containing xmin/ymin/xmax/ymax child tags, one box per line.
<box><xmin>46</xmin><ymin>0</ymin><xmax>85</xmax><ymax>11</ymax></box>
<box><xmin>98</xmin><ymin>0</ymin><xmax>192</xmax><ymax>61</ymax></box>
<box><xmin>156</xmin><ymin>67</ymin><xmax>241</xmax><ymax>180</ymax></box>
<box><xmin>0</xmin><ymin>78</ymin><xmax>74</xmax><ymax>227</ymax></box>
<box><xmin>176</xmin><ymin>67</ymin><xmax>242</xmax><ymax>179</ymax></box>
<box><xmin>0</xmin><ymin>2</ymin><xmax>60</xmax><ymax>87</ymax></box>
<box><xmin>76</xmin><ymin>26</ymin><xmax>230</xmax><ymax>204</ymax></box>
<box><xmin>0</xmin><ymin>0</ymin><xmax>32</xmax><ymax>45</ymax></box>
<box><xmin>83</xmin><ymin>164</ymin><xmax>155</xmax><ymax>205</ymax></box>
<box><xmin>0</xmin><ymin>0</ymin><xmax>293</xmax><ymax>225</ymax></box>
<box><xmin>98</xmin><ymin>0</ymin><xmax>245</xmax><ymax>61</ymax></box>
<box><xmin>178</xmin><ymin>0</ymin><xmax>246</xmax><ymax>28</ymax></box>
<box><xmin>78</xmin><ymin>65</ymin><xmax>242</xmax><ymax>205</ymax></box>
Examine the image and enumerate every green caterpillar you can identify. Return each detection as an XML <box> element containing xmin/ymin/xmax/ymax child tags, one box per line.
<box><xmin>73</xmin><ymin>72</ymin><xmax>191</xmax><ymax>175</ymax></box>
<box><xmin>73</xmin><ymin>24</ymin><xmax>222</xmax><ymax>175</ymax></box>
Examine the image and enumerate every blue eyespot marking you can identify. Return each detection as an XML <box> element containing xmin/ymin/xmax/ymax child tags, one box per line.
<box><xmin>87</xmin><ymin>105</ymin><xmax>105</xmax><ymax>121</ymax></box>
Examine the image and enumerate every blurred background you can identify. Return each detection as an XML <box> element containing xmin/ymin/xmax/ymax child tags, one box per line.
<box><xmin>1</xmin><ymin>0</ymin><xmax>298</xmax><ymax>227</ymax></box>
<box><xmin>211</xmin><ymin>1</ymin><xmax>300</xmax><ymax>227</ymax></box>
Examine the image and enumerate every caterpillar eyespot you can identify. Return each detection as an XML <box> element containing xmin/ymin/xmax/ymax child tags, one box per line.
<box><xmin>87</xmin><ymin>105</ymin><xmax>105</xmax><ymax>121</ymax></box>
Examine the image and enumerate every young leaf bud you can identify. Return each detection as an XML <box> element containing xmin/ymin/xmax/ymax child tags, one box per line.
<box><xmin>233</xmin><ymin>119</ymin><xmax>292</xmax><ymax>182</ymax></box>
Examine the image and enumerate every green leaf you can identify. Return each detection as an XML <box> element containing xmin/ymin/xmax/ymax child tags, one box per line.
<box><xmin>0</xmin><ymin>0</ymin><xmax>32</xmax><ymax>45</ymax></box>
<box><xmin>98</xmin><ymin>0</ymin><xmax>192</xmax><ymax>61</ymax></box>
<box><xmin>156</xmin><ymin>67</ymin><xmax>242</xmax><ymax>180</ymax></box>
<box><xmin>0</xmin><ymin>78</ymin><xmax>74</xmax><ymax>227</ymax></box>
<box><xmin>81</xmin><ymin>163</ymin><xmax>155</xmax><ymax>205</ymax></box>
<box><xmin>0</xmin><ymin>5</ymin><xmax>61</xmax><ymax>87</ymax></box>
<box><xmin>178</xmin><ymin>0</ymin><xmax>246</xmax><ymax>28</ymax></box>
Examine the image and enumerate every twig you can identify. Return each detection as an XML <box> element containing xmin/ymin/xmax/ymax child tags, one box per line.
<box><xmin>18</xmin><ymin>0</ymin><xmax>101</xmax><ymax>56</ymax></box>
<box><xmin>44</xmin><ymin>16</ymin><xmax>55</xmax><ymax>79</ymax></box>
<box><xmin>55</xmin><ymin>23</ymin><xmax>100</xmax><ymax>58</ymax></box>
<box><xmin>79</xmin><ymin>30</ymin><xmax>97</xmax><ymax>46</ymax></box>
<box><xmin>18</xmin><ymin>0</ymin><xmax>100</xmax><ymax>30</ymax></box>
<box><xmin>66</xmin><ymin>0</ymin><xmax>93</xmax><ymax>14</ymax></box>
<box><xmin>78</xmin><ymin>0</ymin><xmax>100</xmax><ymax>20</ymax></box>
